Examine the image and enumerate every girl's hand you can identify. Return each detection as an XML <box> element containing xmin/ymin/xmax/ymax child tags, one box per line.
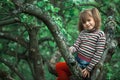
<box><xmin>69</xmin><ymin>46</ymin><xmax>76</xmax><ymax>53</ymax></box>
<box><xmin>81</xmin><ymin>68</ymin><xmax>90</xmax><ymax>78</ymax></box>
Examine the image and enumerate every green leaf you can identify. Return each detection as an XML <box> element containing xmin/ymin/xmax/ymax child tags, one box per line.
<box><xmin>49</xmin><ymin>41</ymin><xmax>55</xmax><ymax>47</ymax></box>
<box><xmin>0</xmin><ymin>44</ymin><xmax>3</xmax><ymax>50</ymax></box>
<box><xmin>37</xmin><ymin>1</ymin><xmax>45</xmax><ymax>7</ymax></box>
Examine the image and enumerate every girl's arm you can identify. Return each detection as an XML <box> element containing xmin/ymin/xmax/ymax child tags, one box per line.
<box><xmin>69</xmin><ymin>33</ymin><xmax>82</xmax><ymax>53</ymax></box>
<box><xmin>86</xmin><ymin>32</ymin><xmax>106</xmax><ymax>71</ymax></box>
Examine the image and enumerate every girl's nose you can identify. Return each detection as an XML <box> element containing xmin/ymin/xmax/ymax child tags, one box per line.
<box><xmin>86</xmin><ymin>21</ymin><xmax>89</xmax><ymax>25</ymax></box>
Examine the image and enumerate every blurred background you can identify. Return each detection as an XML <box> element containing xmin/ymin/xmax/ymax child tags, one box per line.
<box><xmin>0</xmin><ymin>0</ymin><xmax>120</xmax><ymax>80</ymax></box>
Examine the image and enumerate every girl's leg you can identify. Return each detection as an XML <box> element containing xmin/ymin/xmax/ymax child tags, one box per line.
<box><xmin>55</xmin><ymin>62</ymin><xmax>72</xmax><ymax>80</ymax></box>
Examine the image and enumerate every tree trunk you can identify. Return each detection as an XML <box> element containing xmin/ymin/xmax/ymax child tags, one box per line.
<box><xmin>91</xmin><ymin>16</ymin><xmax>117</xmax><ymax>80</ymax></box>
<box><xmin>28</xmin><ymin>25</ymin><xmax>45</xmax><ymax>80</ymax></box>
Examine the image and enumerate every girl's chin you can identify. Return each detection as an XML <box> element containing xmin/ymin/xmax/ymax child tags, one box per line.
<box><xmin>86</xmin><ymin>28</ymin><xmax>94</xmax><ymax>30</ymax></box>
<box><xmin>85</xmin><ymin>29</ymin><xmax>92</xmax><ymax>31</ymax></box>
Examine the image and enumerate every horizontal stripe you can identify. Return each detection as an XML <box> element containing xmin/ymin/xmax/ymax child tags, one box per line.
<box><xmin>73</xmin><ymin>30</ymin><xmax>106</xmax><ymax>71</ymax></box>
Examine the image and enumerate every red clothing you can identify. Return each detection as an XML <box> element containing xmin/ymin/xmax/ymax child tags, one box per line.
<box><xmin>56</xmin><ymin>62</ymin><xmax>71</xmax><ymax>80</ymax></box>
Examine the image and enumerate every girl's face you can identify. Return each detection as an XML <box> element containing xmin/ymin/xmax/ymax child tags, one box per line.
<box><xmin>83</xmin><ymin>16</ymin><xmax>95</xmax><ymax>31</ymax></box>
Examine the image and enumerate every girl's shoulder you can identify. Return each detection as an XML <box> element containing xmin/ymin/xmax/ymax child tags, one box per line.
<box><xmin>79</xmin><ymin>30</ymin><xmax>105</xmax><ymax>37</ymax></box>
<box><xmin>96</xmin><ymin>30</ymin><xmax>105</xmax><ymax>36</ymax></box>
<box><xmin>79</xmin><ymin>30</ymin><xmax>85</xmax><ymax>35</ymax></box>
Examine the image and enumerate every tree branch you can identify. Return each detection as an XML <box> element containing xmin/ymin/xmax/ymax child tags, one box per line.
<box><xmin>38</xmin><ymin>37</ymin><xmax>54</xmax><ymax>44</ymax></box>
<box><xmin>0</xmin><ymin>32</ymin><xmax>28</xmax><ymax>48</ymax></box>
<box><xmin>0</xmin><ymin>17</ymin><xmax>20</xmax><ymax>26</ymax></box>
<box><xmin>0</xmin><ymin>70</ymin><xmax>14</xmax><ymax>80</ymax></box>
<box><xmin>91</xmin><ymin>16</ymin><xmax>117</xmax><ymax>80</ymax></box>
<box><xmin>5</xmin><ymin>50</ymin><xmax>28</xmax><ymax>60</ymax></box>
<box><xmin>0</xmin><ymin>57</ymin><xmax>25</xmax><ymax>80</ymax></box>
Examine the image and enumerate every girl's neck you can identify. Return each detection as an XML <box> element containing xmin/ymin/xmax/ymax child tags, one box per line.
<box><xmin>85</xmin><ymin>28</ymin><xmax>97</xmax><ymax>33</ymax></box>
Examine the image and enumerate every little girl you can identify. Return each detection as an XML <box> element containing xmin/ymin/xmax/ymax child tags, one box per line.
<box><xmin>55</xmin><ymin>8</ymin><xmax>106</xmax><ymax>80</ymax></box>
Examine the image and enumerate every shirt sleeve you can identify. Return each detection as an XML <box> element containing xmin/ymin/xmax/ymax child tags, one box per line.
<box><xmin>86</xmin><ymin>31</ymin><xmax>106</xmax><ymax>71</ymax></box>
<box><xmin>72</xmin><ymin>33</ymin><xmax>82</xmax><ymax>52</ymax></box>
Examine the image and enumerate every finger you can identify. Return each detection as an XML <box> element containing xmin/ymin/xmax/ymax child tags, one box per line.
<box><xmin>84</xmin><ymin>72</ymin><xmax>89</xmax><ymax>78</ymax></box>
<box><xmin>82</xmin><ymin>72</ymin><xmax>84</xmax><ymax>77</ymax></box>
<box><xmin>82</xmin><ymin>69</ymin><xmax>87</xmax><ymax>76</ymax></box>
<box><xmin>84</xmin><ymin>73</ymin><xmax>87</xmax><ymax>77</ymax></box>
<box><xmin>87</xmin><ymin>72</ymin><xmax>90</xmax><ymax>78</ymax></box>
<box><xmin>83</xmin><ymin>71</ymin><xmax>87</xmax><ymax>78</ymax></box>
<box><xmin>82</xmin><ymin>69</ymin><xmax>86</xmax><ymax>73</ymax></box>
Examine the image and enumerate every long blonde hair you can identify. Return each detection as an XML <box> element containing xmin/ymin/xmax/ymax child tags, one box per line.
<box><xmin>78</xmin><ymin>8</ymin><xmax>101</xmax><ymax>32</ymax></box>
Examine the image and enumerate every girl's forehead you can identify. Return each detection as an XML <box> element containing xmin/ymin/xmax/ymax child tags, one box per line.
<box><xmin>81</xmin><ymin>13</ymin><xmax>93</xmax><ymax>22</ymax></box>
<box><xmin>82</xmin><ymin>12</ymin><xmax>92</xmax><ymax>18</ymax></box>
<box><xmin>85</xmin><ymin>15</ymin><xmax>91</xmax><ymax>18</ymax></box>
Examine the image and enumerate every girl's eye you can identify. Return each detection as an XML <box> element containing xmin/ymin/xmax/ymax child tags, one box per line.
<box><xmin>87</xmin><ymin>19</ymin><xmax>91</xmax><ymax>21</ymax></box>
<box><xmin>83</xmin><ymin>21</ymin><xmax>86</xmax><ymax>24</ymax></box>
<box><xmin>82</xmin><ymin>20</ymin><xmax>86</xmax><ymax>24</ymax></box>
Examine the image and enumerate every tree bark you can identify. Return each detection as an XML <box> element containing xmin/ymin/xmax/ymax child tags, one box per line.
<box><xmin>27</xmin><ymin>25</ymin><xmax>45</xmax><ymax>80</ymax></box>
<box><xmin>0</xmin><ymin>57</ymin><xmax>25</xmax><ymax>80</ymax></box>
<box><xmin>91</xmin><ymin>16</ymin><xmax>117</xmax><ymax>80</ymax></box>
<box><xmin>22</xmin><ymin>3</ymin><xmax>82</xmax><ymax>79</ymax></box>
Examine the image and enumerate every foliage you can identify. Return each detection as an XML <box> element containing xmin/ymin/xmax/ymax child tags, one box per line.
<box><xmin>105</xmin><ymin>47</ymin><xmax>120</xmax><ymax>80</ymax></box>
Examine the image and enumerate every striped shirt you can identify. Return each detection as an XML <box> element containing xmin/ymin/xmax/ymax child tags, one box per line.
<box><xmin>72</xmin><ymin>30</ymin><xmax>106</xmax><ymax>71</ymax></box>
